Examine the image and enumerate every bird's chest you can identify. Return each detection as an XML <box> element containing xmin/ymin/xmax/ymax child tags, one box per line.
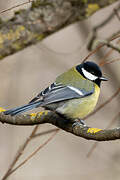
<box><xmin>56</xmin><ymin>85</ymin><xmax>100</xmax><ymax>119</ymax></box>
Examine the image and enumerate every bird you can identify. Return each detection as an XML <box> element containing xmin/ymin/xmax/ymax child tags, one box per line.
<box><xmin>4</xmin><ymin>61</ymin><xmax>107</xmax><ymax>122</ymax></box>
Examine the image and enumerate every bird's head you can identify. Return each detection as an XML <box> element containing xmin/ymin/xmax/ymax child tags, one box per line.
<box><xmin>76</xmin><ymin>61</ymin><xmax>108</xmax><ymax>87</ymax></box>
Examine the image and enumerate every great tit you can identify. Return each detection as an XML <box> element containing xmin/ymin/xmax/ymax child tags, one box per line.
<box><xmin>4</xmin><ymin>61</ymin><xmax>107</xmax><ymax>120</ymax></box>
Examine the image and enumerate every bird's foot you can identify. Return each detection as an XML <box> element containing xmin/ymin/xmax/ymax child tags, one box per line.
<box><xmin>72</xmin><ymin>119</ymin><xmax>86</xmax><ymax>128</ymax></box>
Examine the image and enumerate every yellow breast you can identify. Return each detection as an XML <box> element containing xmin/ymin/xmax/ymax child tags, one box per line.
<box><xmin>56</xmin><ymin>84</ymin><xmax>100</xmax><ymax>119</ymax></box>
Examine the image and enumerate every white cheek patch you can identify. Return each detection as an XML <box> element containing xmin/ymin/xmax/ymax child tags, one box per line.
<box><xmin>82</xmin><ymin>68</ymin><xmax>98</xmax><ymax>81</ymax></box>
<box><xmin>68</xmin><ymin>86</ymin><xmax>83</xmax><ymax>96</ymax></box>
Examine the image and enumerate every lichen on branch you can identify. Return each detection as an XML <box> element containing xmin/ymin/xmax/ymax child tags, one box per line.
<box><xmin>0</xmin><ymin>0</ymin><xmax>119</xmax><ymax>60</ymax></box>
<box><xmin>0</xmin><ymin>107</ymin><xmax>120</xmax><ymax>141</ymax></box>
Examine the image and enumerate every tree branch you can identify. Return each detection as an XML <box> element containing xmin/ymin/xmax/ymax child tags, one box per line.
<box><xmin>0</xmin><ymin>110</ymin><xmax>120</xmax><ymax>141</ymax></box>
<box><xmin>0</xmin><ymin>0</ymin><xmax>119</xmax><ymax>60</ymax></box>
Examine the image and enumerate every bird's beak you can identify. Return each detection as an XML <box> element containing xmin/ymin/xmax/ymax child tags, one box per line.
<box><xmin>100</xmin><ymin>76</ymin><xmax>108</xmax><ymax>81</ymax></box>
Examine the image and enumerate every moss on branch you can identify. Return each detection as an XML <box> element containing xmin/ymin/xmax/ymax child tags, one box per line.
<box><xmin>0</xmin><ymin>0</ymin><xmax>119</xmax><ymax>60</ymax></box>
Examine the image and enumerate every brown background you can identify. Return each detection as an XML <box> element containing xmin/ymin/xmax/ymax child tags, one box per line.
<box><xmin>0</xmin><ymin>1</ymin><xmax>120</xmax><ymax>179</ymax></box>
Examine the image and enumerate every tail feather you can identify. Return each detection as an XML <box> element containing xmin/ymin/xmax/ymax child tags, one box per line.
<box><xmin>4</xmin><ymin>101</ymin><xmax>42</xmax><ymax>116</ymax></box>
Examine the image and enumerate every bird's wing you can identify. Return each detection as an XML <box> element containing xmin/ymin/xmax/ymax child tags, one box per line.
<box><xmin>29</xmin><ymin>82</ymin><xmax>94</xmax><ymax>105</ymax></box>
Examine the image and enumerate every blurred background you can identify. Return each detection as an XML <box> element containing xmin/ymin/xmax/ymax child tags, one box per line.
<box><xmin>0</xmin><ymin>0</ymin><xmax>120</xmax><ymax>179</ymax></box>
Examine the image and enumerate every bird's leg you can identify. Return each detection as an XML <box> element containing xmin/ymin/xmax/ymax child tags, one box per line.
<box><xmin>72</xmin><ymin>119</ymin><xmax>86</xmax><ymax>128</ymax></box>
<box><xmin>53</xmin><ymin>110</ymin><xmax>86</xmax><ymax>127</ymax></box>
<box><xmin>54</xmin><ymin>111</ymin><xmax>70</xmax><ymax>124</ymax></box>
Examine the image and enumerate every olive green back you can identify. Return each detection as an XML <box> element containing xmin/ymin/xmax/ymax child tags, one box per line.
<box><xmin>56</xmin><ymin>67</ymin><xmax>95</xmax><ymax>92</ymax></box>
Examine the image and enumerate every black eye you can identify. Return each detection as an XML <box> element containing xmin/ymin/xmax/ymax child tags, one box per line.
<box><xmin>91</xmin><ymin>71</ymin><xmax>96</xmax><ymax>75</ymax></box>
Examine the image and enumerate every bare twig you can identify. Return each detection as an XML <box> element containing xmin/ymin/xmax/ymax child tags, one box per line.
<box><xmin>97</xmin><ymin>40</ymin><xmax>120</xmax><ymax>53</ymax></box>
<box><xmin>114</xmin><ymin>6</ymin><xmax>120</xmax><ymax>21</ymax></box>
<box><xmin>32</xmin><ymin>128</ymin><xmax>59</xmax><ymax>138</ymax></box>
<box><xmin>99</xmin><ymin>39</ymin><xmax>120</xmax><ymax>66</ymax></box>
<box><xmin>99</xmin><ymin>49</ymin><xmax>114</xmax><ymax>64</ymax></box>
<box><xmin>87</xmin><ymin>3</ymin><xmax>120</xmax><ymax>51</ymax></box>
<box><xmin>100</xmin><ymin>58</ymin><xmax>120</xmax><ymax>66</ymax></box>
<box><xmin>82</xmin><ymin>32</ymin><xmax>120</xmax><ymax>63</ymax></box>
<box><xmin>5</xmin><ymin>129</ymin><xmax>59</xmax><ymax>178</ymax></box>
<box><xmin>0</xmin><ymin>1</ymin><xmax>33</xmax><ymax>14</ymax></box>
<box><xmin>87</xmin><ymin>112</ymin><xmax>120</xmax><ymax>158</ymax></box>
<box><xmin>2</xmin><ymin>125</ymin><xmax>39</xmax><ymax>180</ymax></box>
<box><xmin>95</xmin><ymin>37</ymin><xmax>120</xmax><ymax>67</ymax></box>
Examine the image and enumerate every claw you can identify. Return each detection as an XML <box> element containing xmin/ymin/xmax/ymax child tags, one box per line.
<box><xmin>72</xmin><ymin>119</ymin><xmax>86</xmax><ymax>128</ymax></box>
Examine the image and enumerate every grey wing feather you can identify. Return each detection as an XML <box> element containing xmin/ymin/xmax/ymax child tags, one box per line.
<box><xmin>30</xmin><ymin>83</ymin><xmax>94</xmax><ymax>105</ymax></box>
<box><xmin>29</xmin><ymin>83</ymin><xmax>63</xmax><ymax>104</ymax></box>
<box><xmin>42</xmin><ymin>86</ymin><xmax>94</xmax><ymax>105</ymax></box>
